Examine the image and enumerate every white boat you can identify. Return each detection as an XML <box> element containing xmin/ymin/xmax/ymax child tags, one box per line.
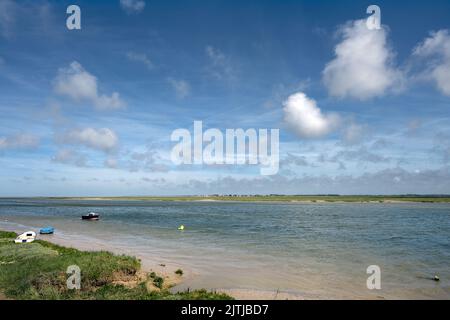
<box><xmin>14</xmin><ymin>231</ymin><xmax>36</xmax><ymax>244</ymax></box>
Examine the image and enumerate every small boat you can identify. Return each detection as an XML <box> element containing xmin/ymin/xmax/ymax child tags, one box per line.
<box><xmin>82</xmin><ymin>212</ymin><xmax>100</xmax><ymax>221</ymax></box>
<box><xmin>39</xmin><ymin>227</ymin><xmax>54</xmax><ymax>234</ymax></box>
<box><xmin>14</xmin><ymin>231</ymin><xmax>36</xmax><ymax>244</ymax></box>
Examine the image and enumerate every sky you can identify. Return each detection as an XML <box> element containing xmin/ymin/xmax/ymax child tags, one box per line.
<box><xmin>0</xmin><ymin>0</ymin><xmax>450</xmax><ymax>196</ymax></box>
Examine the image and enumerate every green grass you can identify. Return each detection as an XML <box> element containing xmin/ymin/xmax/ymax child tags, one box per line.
<box><xmin>0</xmin><ymin>231</ymin><xmax>233</xmax><ymax>300</ymax></box>
<box><xmin>0</xmin><ymin>231</ymin><xmax>18</xmax><ymax>239</ymax></box>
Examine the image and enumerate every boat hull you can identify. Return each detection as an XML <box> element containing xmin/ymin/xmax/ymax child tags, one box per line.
<box><xmin>81</xmin><ymin>216</ymin><xmax>99</xmax><ymax>221</ymax></box>
<box><xmin>40</xmin><ymin>227</ymin><xmax>54</xmax><ymax>234</ymax></box>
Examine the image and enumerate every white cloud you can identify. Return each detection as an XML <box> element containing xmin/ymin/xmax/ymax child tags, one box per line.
<box><xmin>323</xmin><ymin>19</ymin><xmax>403</xmax><ymax>100</ymax></box>
<box><xmin>413</xmin><ymin>29</ymin><xmax>450</xmax><ymax>96</ymax></box>
<box><xmin>54</xmin><ymin>61</ymin><xmax>125</xmax><ymax>110</ymax></box>
<box><xmin>52</xmin><ymin>149</ymin><xmax>87</xmax><ymax>167</ymax></box>
<box><xmin>283</xmin><ymin>92</ymin><xmax>340</xmax><ymax>138</ymax></box>
<box><xmin>126</xmin><ymin>51</ymin><xmax>154</xmax><ymax>70</ymax></box>
<box><xmin>167</xmin><ymin>78</ymin><xmax>190</xmax><ymax>99</ymax></box>
<box><xmin>0</xmin><ymin>133</ymin><xmax>39</xmax><ymax>151</ymax></box>
<box><xmin>120</xmin><ymin>0</ymin><xmax>145</xmax><ymax>14</ymax></box>
<box><xmin>61</xmin><ymin>128</ymin><xmax>119</xmax><ymax>153</ymax></box>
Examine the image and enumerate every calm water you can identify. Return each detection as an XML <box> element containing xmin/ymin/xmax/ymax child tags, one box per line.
<box><xmin>0</xmin><ymin>198</ymin><xmax>449</xmax><ymax>299</ymax></box>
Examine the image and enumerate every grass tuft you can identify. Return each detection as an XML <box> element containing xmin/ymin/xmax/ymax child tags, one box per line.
<box><xmin>175</xmin><ymin>269</ymin><xmax>183</xmax><ymax>276</ymax></box>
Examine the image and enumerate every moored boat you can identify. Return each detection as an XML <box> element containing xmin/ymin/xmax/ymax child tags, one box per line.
<box><xmin>82</xmin><ymin>212</ymin><xmax>100</xmax><ymax>221</ymax></box>
<box><xmin>40</xmin><ymin>227</ymin><xmax>54</xmax><ymax>234</ymax></box>
<box><xmin>14</xmin><ymin>231</ymin><xmax>36</xmax><ymax>244</ymax></box>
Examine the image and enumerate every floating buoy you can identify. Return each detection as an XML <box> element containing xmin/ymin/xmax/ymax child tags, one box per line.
<box><xmin>178</xmin><ymin>225</ymin><xmax>185</xmax><ymax>230</ymax></box>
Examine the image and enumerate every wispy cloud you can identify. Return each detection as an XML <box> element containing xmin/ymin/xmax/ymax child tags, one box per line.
<box><xmin>52</xmin><ymin>149</ymin><xmax>87</xmax><ymax>167</ymax></box>
<box><xmin>120</xmin><ymin>0</ymin><xmax>146</xmax><ymax>14</ymax></box>
<box><xmin>167</xmin><ymin>78</ymin><xmax>190</xmax><ymax>99</ymax></box>
<box><xmin>0</xmin><ymin>0</ymin><xmax>15</xmax><ymax>38</ymax></box>
<box><xmin>126</xmin><ymin>51</ymin><xmax>154</xmax><ymax>70</ymax></box>
<box><xmin>127</xmin><ymin>148</ymin><xmax>169</xmax><ymax>172</ymax></box>
<box><xmin>0</xmin><ymin>133</ymin><xmax>40</xmax><ymax>151</ymax></box>
<box><xmin>341</xmin><ymin>123</ymin><xmax>369</xmax><ymax>146</ymax></box>
<box><xmin>205</xmin><ymin>45</ymin><xmax>235</xmax><ymax>81</ymax></box>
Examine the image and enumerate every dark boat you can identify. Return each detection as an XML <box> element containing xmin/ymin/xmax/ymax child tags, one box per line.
<box><xmin>81</xmin><ymin>212</ymin><xmax>100</xmax><ymax>221</ymax></box>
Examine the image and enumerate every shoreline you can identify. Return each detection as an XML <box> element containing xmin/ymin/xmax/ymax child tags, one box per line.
<box><xmin>0</xmin><ymin>224</ymin><xmax>307</xmax><ymax>300</ymax></box>
<box><xmin>0</xmin><ymin>224</ymin><xmax>183</xmax><ymax>288</ymax></box>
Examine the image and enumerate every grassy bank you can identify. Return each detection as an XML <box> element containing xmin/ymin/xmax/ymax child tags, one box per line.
<box><xmin>39</xmin><ymin>195</ymin><xmax>450</xmax><ymax>203</ymax></box>
<box><xmin>0</xmin><ymin>231</ymin><xmax>232</xmax><ymax>300</ymax></box>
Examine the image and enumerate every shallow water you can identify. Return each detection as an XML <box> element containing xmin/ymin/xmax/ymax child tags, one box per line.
<box><xmin>0</xmin><ymin>198</ymin><xmax>449</xmax><ymax>299</ymax></box>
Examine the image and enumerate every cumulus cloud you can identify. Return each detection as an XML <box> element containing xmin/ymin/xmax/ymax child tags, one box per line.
<box><xmin>120</xmin><ymin>0</ymin><xmax>145</xmax><ymax>14</ymax></box>
<box><xmin>283</xmin><ymin>92</ymin><xmax>340</xmax><ymax>138</ymax></box>
<box><xmin>0</xmin><ymin>133</ymin><xmax>39</xmax><ymax>151</ymax></box>
<box><xmin>54</xmin><ymin>61</ymin><xmax>125</xmax><ymax>110</ymax></box>
<box><xmin>52</xmin><ymin>149</ymin><xmax>87</xmax><ymax>167</ymax></box>
<box><xmin>126</xmin><ymin>51</ymin><xmax>153</xmax><ymax>70</ymax></box>
<box><xmin>323</xmin><ymin>19</ymin><xmax>403</xmax><ymax>100</ymax></box>
<box><xmin>413</xmin><ymin>29</ymin><xmax>450</xmax><ymax>96</ymax></box>
<box><xmin>167</xmin><ymin>78</ymin><xmax>190</xmax><ymax>99</ymax></box>
<box><xmin>263</xmin><ymin>79</ymin><xmax>312</xmax><ymax>109</ymax></box>
<box><xmin>61</xmin><ymin>128</ymin><xmax>119</xmax><ymax>153</ymax></box>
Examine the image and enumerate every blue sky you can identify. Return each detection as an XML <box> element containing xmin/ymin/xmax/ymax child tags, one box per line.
<box><xmin>1</xmin><ymin>0</ymin><xmax>450</xmax><ymax>196</ymax></box>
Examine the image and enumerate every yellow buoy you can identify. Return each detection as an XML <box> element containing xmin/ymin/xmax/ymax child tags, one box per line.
<box><xmin>178</xmin><ymin>225</ymin><xmax>185</xmax><ymax>230</ymax></box>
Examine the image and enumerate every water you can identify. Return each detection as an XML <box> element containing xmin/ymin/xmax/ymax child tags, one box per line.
<box><xmin>0</xmin><ymin>198</ymin><xmax>449</xmax><ymax>299</ymax></box>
